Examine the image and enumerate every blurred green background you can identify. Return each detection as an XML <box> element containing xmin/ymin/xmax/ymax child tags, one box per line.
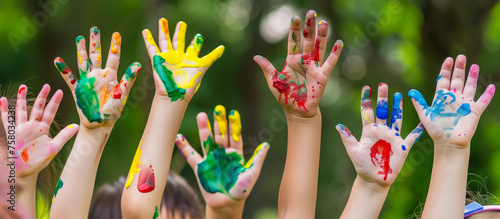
<box><xmin>1</xmin><ymin>0</ymin><xmax>500</xmax><ymax>218</ymax></box>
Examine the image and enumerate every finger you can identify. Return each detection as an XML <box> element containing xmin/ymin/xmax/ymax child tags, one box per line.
<box><xmin>197</xmin><ymin>112</ymin><xmax>214</xmax><ymax>157</ymax></box>
<box><xmin>54</xmin><ymin>57</ymin><xmax>77</xmax><ymax>90</ymax></box>
<box><xmin>142</xmin><ymin>29</ymin><xmax>160</xmax><ymax>59</ymax></box>
<box><xmin>476</xmin><ymin>84</ymin><xmax>496</xmax><ymax>114</ymax></box>
<box><xmin>376</xmin><ymin>83</ymin><xmax>389</xmax><ymax>126</ymax></box>
<box><xmin>51</xmin><ymin>124</ymin><xmax>79</xmax><ymax>148</ymax></box>
<box><xmin>435</xmin><ymin>57</ymin><xmax>454</xmax><ymax>93</ymax></box>
<box><xmin>404</xmin><ymin>123</ymin><xmax>425</xmax><ymax>151</ymax></box>
<box><xmin>29</xmin><ymin>84</ymin><xmax>50</xmax><ymax>122</ymax></box>
<box><xmin>41</xmin><ymin>89</ymin><xmax>63</xmax><ymax>125</ymax></box>
<box><xmin>253</xmin><ymin>55</ymin><xmax>277</xmax><ymax>79</ymax></box>
<box><xmin>213</xmin><ymin>105</ymin><xmax>229</xmax><ymax>149</ymax></box>
<box><xmin>287</xmin><ymin>16</ymin><xmax>302</xmax><ymax>55</ymax></box>
<box><xmin>302</xmin><ymin>10</ymin><xmax>317</xmax><ymax>55</ymax></box>
<box><xmin>175</xmin><ymin>134</ymin><xmax>203</xmax><ymax>170</ymax></box>
<box><xmin>105</xmin><ymin>32</ymin><xmax>122</xmax><ymax>72</ymax></box>
<box><xmin>360</xmin><ymin>86</ymin><xmax>374</xmax><ymax>127</ymax></box>
<box><xmin>16</xmin><ymin>85</ymin><xmax>28</xmax><ymax>125</ymax></box>
<box><xmin>0</xmin><ymin>97</ymin><xmax>9</xmax><ymax>133</ymax></box>
<box><xmin>115</xmin><ymin>62</ymin><xmax>142</xmax><ymax>106</ymax></box>
<box><xmin>335</xmin><ymin>124</ymin><xmax>358</xmax><ymax>147</ymax></box>
<box><xmin>321</xmin><ymin>40</ymin><xmax>343</xmax><ymax>77</ymax></box>
<box><xmin>185</xmin><ymin>34</ymin><xmax>203</xmax><ymax>56</ymax></box>
<box><xmin>450</xmin><ymin>54</ymin><xmax>467</xmax><ymax>94</ymax></box>
<box><xmin>76</xmin><ymin>36</ymin><xmax>90</xmax><ymax>76</ymax></box>
<box><xmin>408</xmin><ymin>89</ymin><xmax>429</xmax><ymax>120</ymax></box>
<box><xmin>316</xmin><ymin>20</ymin><xmax>328</xmax><ymax>66</ymax></box>
<box><xmin>244</xmin><ymin>142</ymin><xmax>270</xmax><ymax>176</ymax></box>
<box><xmin>89</xmin><ymin>26</ymin><xmax>102</xmax><ymax>70</ymax></box>
<box><xmin>463</xmin><ymin>64</ymin><xmax>479</xmax><ymax>101</ymax></box>
<box><xmin>199</xmin><ymin>45</ymin><xmax>225</xmax><ymax>68</ymax></box>
<box><xmin>390</xmin><ymin>92</ymin><xmax>403</xmax><ymax>134</ymax></box>
<box><xmin>228</xmin><ymin>110</ymin><xmax>243</xmax><ymax>152</ymax></box>
<box><xmin>158</xmin><ymin>18</ymin><xmax>174</xmax><ymax>52</ymax></box>
<box><xmin>172</xmin><ymin>21</ymin><xmax>187</xmax><ymax>53</ymax></box>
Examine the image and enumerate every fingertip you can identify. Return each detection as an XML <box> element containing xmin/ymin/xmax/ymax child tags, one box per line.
<box><xmin>306</xmin><ymin>9</ymin><xmax>317</xmax><ymax>18</ymax></box>
<box><xmin>443</xmin><ymin>57</ymin><xmax>454</xmax><ymax>70</ymax></box>
<box><xmin>75</xmin><ymin>35</ymin><xmax>85</xmax><ymax>44</ymax></box>
<box><xmin>175</xmin><ymin>134</ymin><xmax>187</xmax><ymax>147</ymax></box>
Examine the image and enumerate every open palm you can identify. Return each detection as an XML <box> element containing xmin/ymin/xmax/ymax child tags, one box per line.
<box><xmin>175</xmin><ymin>106</ymin><xmax>269</xmax><ymax>208</ymax></box>
<box><xmin>0</xmin><ymin>85</ymin><xmax>78</xmax><ymax>177</ymax></box>
<box><xmin>254</xmin><ymin>10</ymin><xmax>343</xmax><ymax>117</ymax></box>
<box><xmin>408</xmin><ymin>56</ymin><xmax>495</xmax><ymax>147</ymax></box>
<box><xmin>143</xmin><ymin>18</ymin><xmax>225</xmax><ymax>102</ymax></box>
<box><xmin>337</xmin><ymin>84</ymin><xmax>424</xmax><ymax>187</ymax></box>
<box><xmin>54</xmin><ymin>26</ymin><xmax>141</xmax><ymax>128</ymax></box>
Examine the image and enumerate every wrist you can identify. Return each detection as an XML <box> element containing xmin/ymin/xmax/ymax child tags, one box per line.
<box><xmin>433</xmin><ymin>142</ymin><xmax>471</xmax><ymax>157</ymax></box>
<box><xmin>206</xmin><ymin>201</ymin><xmax>245</xmax><ymax>219</ymax></box>
<box><xmin>286</xmin><ymin>110</ymin><xmax>322</xmax><ymax>124</ymax></box>
<box><xmin>354</xmin><ymin>176</ymin><xmax>390</xmax><ymax>194</ymax></box>
<box><xmin>16</xmin><ymin>174</ymin><xmax>37</xmax><ymax>192</ymax></box>
<box><xmin>153</xmin><ymin>93</ymin><xmax>190</xmax><ymax>109</ymax></box>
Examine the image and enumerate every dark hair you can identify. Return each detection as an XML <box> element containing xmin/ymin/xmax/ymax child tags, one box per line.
<box><xmin>0</xmin><ymin>90</ymin><xmax>62</xmax><ymax>216</ymax></box>
<box><xmin>89</xmin><ymin>172</ymin><xmax>203</xmax><ymax>219</ymax></box>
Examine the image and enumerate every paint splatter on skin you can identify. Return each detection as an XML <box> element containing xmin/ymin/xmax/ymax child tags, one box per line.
<box><xmin>272</xmin><ymin>69</ymin><xmax>309</xmax><ymax>112</ymax></box>
<box><xmin>52</xmin><ymin>179</ymin><xmax>63</xmax><ymax>202</ymax></box>
<box><xmin>376</xmin><ymin>100</ymin><xmax>389</xmax><ymax>121</ymax></box>
<box><xmin>197</xmin><ymin>136</ymin><xmax>268</xmax><ymax>200</ymax></box>
<box><xmin>137</xmin><ymin>165</ymin><xmax>155</xmax><ymax>193</ymax></box>
<box><xmin>408</xmin><ymin>89</ymin><xmax>471</xmax><ymax>132</ymax></box>
<box><xmin>152</xmin><ymin>55</ymin><xmax>186</xmax><ymax>101</ymax></box>
<box><xmin>153</xmin><ymin>206</ymin><xmax>159</xmax><ymax>219</ymax></box>
<box><xmin>215</xmin><ymin>105</ymin><xmax>227</xmax><ymax>138</ymax></box>
<box><xmin>145</xmin><ymin>21</ymin><xmax>224</xmax><ymax>102</ymax></box>
<box><xmin>176</xmin><ymin>134</ymin><xmax>190</xmax><ymax>159</ymax></box>
<box><xmin>228</xmin><ymin>110</ymin><xmax>241</xmax><ymax>142</ymax></box>
<box><xmin>370</xmin><ymin>139</ymin><xmax>393</xmax><ymax>181</ymax></box>
<box><xmin>111</xmin><ymin>33</ymin><xmax>121</xmax><ymax>54</ymax></box>
<box><xmin>126</xmin><ymin>142</ymin><xmax>144</xmax><ymax>188</ymax></box>
<box><xmin>74</xmin><ymin>63</ymin><xmax>102</xmax><ymax>123</ymax></box>
<box><xmin>411</xmin><ymin>123</ymin><xmax>425</xmax><ymax>146</ymax></box>
<box><xmin>337</xmin><ymin>124</ymin><xmax>353</xmax><ymax>137</ymax></box>
<box><xmin>391</xmin><ymin>93</ymin><xmax>402</xmax><ymax>131</ymax></box>
<box><xmin>436</xmin><ymin>72</ymin><xmax>443</xmax><ymax>83</ymax></box>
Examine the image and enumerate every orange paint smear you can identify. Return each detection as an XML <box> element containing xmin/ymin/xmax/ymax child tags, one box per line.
<box><xmin>111</xmin><ymin>33</ymin><xmax>121</xmax><ymax>54</ymax></box>
<box><xmin>21</xmin><ymin>148</ymin><xmax>29</xmax><ymax>163</ymax></box>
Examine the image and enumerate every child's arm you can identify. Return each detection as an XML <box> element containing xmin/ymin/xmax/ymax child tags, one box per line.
<box><xmin>336</xmin><ymin>84</ymin><xmax>424</xmax><ymax>218</ymax></box>
<box><xmin>253</xmin><ymin>10</ymin><xmax>343</xmax><ymax>218</ymax></box>
<box><xmin>175</xmin><ymin>106</ymin><xmax>270</xmax><ymax>219</ymax></box>
<box><xmin>50</xmin><ymin>27</ymin><xmax>141</xmax><ymax>218</ymax></box>
<box><xmin>408</xmin><ymin>55</ymin><xmax>495</xmax><ymax>218</ymax></box>
<box><xmin>0</xmin><ymin>85</ymin><xmax>79</xmax><ymax>218</ymax></box>
<box><xmin>120</xmin><ymin>18</ymin><xmax>224</xmax><ymax>218</ymax></box>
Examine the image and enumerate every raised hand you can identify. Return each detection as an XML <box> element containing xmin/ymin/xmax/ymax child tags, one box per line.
<box><xmin>54</xmin><ymin>26</ymin><xmax>142</xmax><ymax>128</ymax></box>
<box><xmin>142</xmin><ymin>18</ymin><xmax>225</xmax><ymax>102</ymax></box>
<box><xmin>254</xmin><ymin>10</ymin><xmax>343</xmax><ymax>117</ymax></box>
<box><xmin>0</xmin><ymin>85</ymin><xmax>79</xmax><ymax>178</ymax></box>
<box><xmin>336</xmin><ymin>84</ymin><xmax>424</xmax><ymax>187</ymax></box>
<box><xmin>408</xmin><ymin>55</ymin><xmax>495</xmax><ymax>148</ymax></box>
<box><xmin>175</xmin><ymin>105</ymin><xmax>269</xmax><ymax>209</ymax></box>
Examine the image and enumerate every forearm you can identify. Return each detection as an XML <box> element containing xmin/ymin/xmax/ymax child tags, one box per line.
<box><xmin>422</xmin><ymin>143</ymin><xmax>470</xmax><ymax>219</ymax></box>
<box><xmin>17</xmin><ymin>175</ymin><xmax>37</xmax><ymax>218</ymax></box>
<box><xmin>206</xmin><ymin>202</ymin><xmax>245</xmax><ymax>219</ymax></box>
<box><xmin>121</xmin><ymin>95</ymin><xmax>187</xmax><ymax>219</ymax></box>
<box><xmin>278</xmin><ymin>112</ymin><xmax>322</xmax><ymax>219</ymax></box>
<box><xmin>50</xmin><ymin>126</ymin><xmax>111</xmax><ymax>218</ymax></box>
<box><xmin>341</xmin><ymin>177</ymin><xmax>389</xmax><ymax>219</ymax></box>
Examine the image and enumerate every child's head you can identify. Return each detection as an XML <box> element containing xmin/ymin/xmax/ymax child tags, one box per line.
<box><xmin>89</xmin><ymin>172</ymin><xmax>202</xmax><ymax>219</ymax></box>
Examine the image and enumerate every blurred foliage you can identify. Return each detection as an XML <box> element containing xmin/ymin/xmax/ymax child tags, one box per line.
<box><xmin>1</xmin><ymin>0</ymin><xmax>500</xmax><ymax>218</ymax></box>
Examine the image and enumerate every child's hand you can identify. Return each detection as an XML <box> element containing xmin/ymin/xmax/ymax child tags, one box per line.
<box><xmin>0</xmin><ymin>85</ymin><xmax>79</xmax><ymax>179</ymax></box>
<box><xmin>175</xmin><ymin>105</ymin><xmax>270</xmax><ymax>209</ymax></box>
<box><xmin>336</xmin><ymin>84</ymin><xmax>424</xmax><ymax>187</ymax></box>
<box><xmin>254</xmin><ymin>10</ymin><xmax>343</xmax><ymax>118</ymax></box>
<box><xmin>54</xmin><ymin>26</ymin><xmax>142</xmax><ymax>128</ymax></box>
<box><xmin>408</xmin><ymin>55</ymin><xmax>495</xmax><ymax>148</ymax></box>
<box><xmin>142</xmin><ymin>18</ymin><xmax>225</xmax><ymax>102</ymax></box>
